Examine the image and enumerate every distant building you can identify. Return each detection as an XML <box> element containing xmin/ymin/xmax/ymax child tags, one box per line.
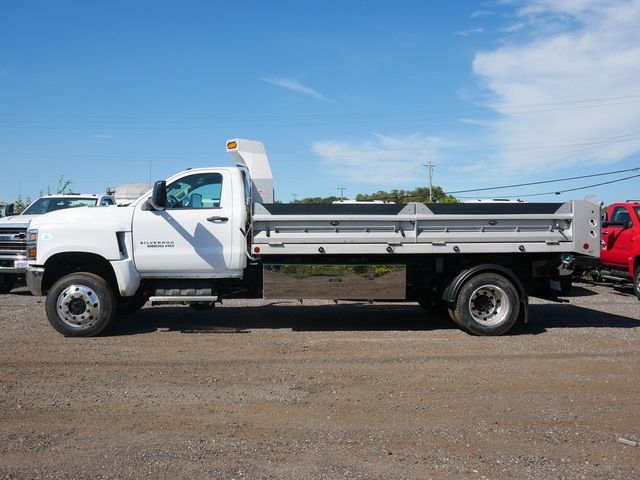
<box><xmin>113</xmin><ymin>183</ymin><xmax>152</xmax><ymax>205</ymax></box>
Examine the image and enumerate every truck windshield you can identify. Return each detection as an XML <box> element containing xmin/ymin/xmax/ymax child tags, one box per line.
<box><xmin>23</xmin><ymin>198</ymin><xmax>98</xmax><ymax>215</ymax></box>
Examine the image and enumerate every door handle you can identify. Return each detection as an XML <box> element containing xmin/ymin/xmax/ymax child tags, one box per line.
<box><xmin>207</xmin><ymin>216</ymin><xmax>229</xmax><ymax>223</ymax></box>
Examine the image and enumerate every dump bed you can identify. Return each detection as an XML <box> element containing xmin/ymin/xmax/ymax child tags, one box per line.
<box><xmin>251</xmin><ymin>200</ymin><xmax>601</xmax><ymax>257</ymax></box>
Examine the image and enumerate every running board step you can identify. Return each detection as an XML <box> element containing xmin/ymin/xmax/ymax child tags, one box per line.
<box><xmin>149</xmin><ymin>295</ymin><xmax>218</xmax><ymax>305</ymax></box>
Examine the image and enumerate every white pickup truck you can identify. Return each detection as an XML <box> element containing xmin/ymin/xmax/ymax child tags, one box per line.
<box><xmin>25</xmin><ymin>139</ymin><xmax>600</xmax><ymax>337</ymax></box>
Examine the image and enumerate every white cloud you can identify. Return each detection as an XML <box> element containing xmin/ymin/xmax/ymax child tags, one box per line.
<box><xmin>471</xmin><ymin>9</ymin><xmax>494</xmax><ymax>18</ymax></box>
<box><xmin>500</xmin><ymin>22</ymin><xmax>526</xmax><ymax>33</ymax></box>
<box><xmin>311</xmin><ymin>134</ymin><xmax>440</xmax><ymax>184</ymax></box>
<box><xmin>472</xmin><ymin>0</ymin><xmax>640</xmax><ymax>172</ymax></box>
<box><xmin>457</xmin><ymin>27</ymin><xmax>484</xmax><ymax>36</ymax></box>
<box><xmin>91</xmin><ymin>133</ymin><xmax>113</xmax><ymax>139</ymax></box>
<box><xmin>261</xmin><ymin>76</ymin><xmax>326</xmax><ymax>100</ymax></box>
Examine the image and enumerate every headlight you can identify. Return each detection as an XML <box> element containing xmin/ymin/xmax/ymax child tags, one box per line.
<box><xmin>26</xmin><ymin>228</ymin><xmax>38</xmax><ymax>259</ymax></box>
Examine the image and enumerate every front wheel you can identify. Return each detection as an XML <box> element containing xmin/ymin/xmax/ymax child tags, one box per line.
<box><xmin>634</xmin><ymin>268</ymin><xmax>640</xmax><ymax>301</ymax></box>
<box><xmin>453</xmin><ymin>273</ymin><xmax>520</xmax><ymax>336</ymax></box>
<box><xmin>45</xmin><ymin>272</ymin><xmax>117</xmax><ymax>337</ymax></box>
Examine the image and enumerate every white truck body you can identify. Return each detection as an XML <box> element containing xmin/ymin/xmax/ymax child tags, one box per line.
<box><xmin>25</xmin><ymin>139</ymin><xmax>601</xmax><ymax>336</ymax></box>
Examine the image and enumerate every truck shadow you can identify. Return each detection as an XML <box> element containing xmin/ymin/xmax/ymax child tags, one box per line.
<box><xmin>105</xmin><ymin>301</ymin><xmax>640</xmax><ymax>336</ymax></box>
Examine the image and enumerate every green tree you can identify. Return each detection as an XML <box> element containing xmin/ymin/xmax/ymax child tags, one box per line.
<box><xmin>356</xmin><ymin>185</ymin><xmax>458</xmax><ymax>204</ymax></box>
<box><xmin>13</xmin><ymin>195</ymin><xmax>27</xmax><ymax>214</ymax></box>
<box><xmin>57</xmin><ymin>175</ymin><xmax>73</xmax><ymax>194</ymax></box>
<box><xmin>296</xmin><ymin>196</ymin><xmax>341</xmax><ymax>204</ymax></box>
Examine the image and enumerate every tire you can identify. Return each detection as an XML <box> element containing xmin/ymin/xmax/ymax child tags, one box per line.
<box><xmin>448</xmin><ymin>308</ymin><xmax>464</xmax><ymax>328</ymax></box>
<box><xmin>0</xmin><ymin>274</ymin><xmax>16</xmax><ymax>294</ymax></box>
<box><xmin>117</xmin><ymin>292</ymin><xmax>147</xmax><ymax>315</ymax></box>
<box><xmin>453</xmin><ymin>273</ymin><xmax>520</xmax><ymax>336</ymax></box>
<box><xmin>559</xmin><ymin>275</ymin><xmax>573</xmax><ymax>296</ymax></box>
<box><xmin>634</xmin><ymin>268</ymin><xmax>640</xmax><ymax>301</ymax></box>
<box><xmin>45</xmin><ymin>272</ymin><xmax>117</xmax><ymax>337</ymax></box>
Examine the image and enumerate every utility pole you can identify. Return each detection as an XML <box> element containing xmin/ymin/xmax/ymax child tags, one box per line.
<box><xmin>423</xmin><ymin>161</ymin><xmax>435</xmax><ymax>203</ymax></box>
<box><xmin>291</xmin><ymin>193</ymin><xmax>299</xmax><ymax>203</ymax></box>
<box><xmin>337</xmin><ymin>186</ymin><xmax>347</xmax><ymax>202</ymax></box>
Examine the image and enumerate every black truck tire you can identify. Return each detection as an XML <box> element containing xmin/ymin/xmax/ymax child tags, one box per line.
<box><xmin>45</xmin><ymin>272</ymin><xmax>117</xmax><ymax>337</ymax></box>
<box><xmin>0</xmin><ymin>274</ymin><xmax>16</xmax><ymax>294</ymax></box>
<box><xmin>453</xmin><ymin>273</ymin><xmax>520</xmax><ymax>336</ymax></box>
<box><xmin>635</xmin><ymin>268</ymin><xmax>640</xmax><ymax>301</ymax></box>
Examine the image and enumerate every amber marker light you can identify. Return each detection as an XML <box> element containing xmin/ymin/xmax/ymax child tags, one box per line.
<box><xmin>227</xmin><ymin>141</ymin><xmax>237</xmax><ymax>149</ymax></box>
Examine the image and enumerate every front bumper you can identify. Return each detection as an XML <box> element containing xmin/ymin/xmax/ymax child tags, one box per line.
<box><xmin>0</xmin><ymin>254</ymin><xmax>29</xmax><ymax>274</ymax></box>
<box><xmin>26</xmin><ymin>266</ymin><xmax>45</xmax><ymax>296</ymax></box>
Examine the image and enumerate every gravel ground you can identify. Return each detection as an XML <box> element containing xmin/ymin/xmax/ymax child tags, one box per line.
<box><xmin>1</xmin><ymin>281</ymin><xmax>639</xmax><ymax>479</ymax></box>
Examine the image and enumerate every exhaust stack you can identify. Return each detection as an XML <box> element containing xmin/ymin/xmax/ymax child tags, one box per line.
<box><xmin>226</xmin><ymin>139</ymin><xmax>274</xmax><ymax>204</ymax></box>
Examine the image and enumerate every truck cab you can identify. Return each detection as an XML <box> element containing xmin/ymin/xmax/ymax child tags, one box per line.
<box><xmin>599</xmin><ymin>201</ymin><xmax>640</xmax><ymax>297</ymax></box>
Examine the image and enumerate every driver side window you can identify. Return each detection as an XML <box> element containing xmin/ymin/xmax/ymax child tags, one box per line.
<box><xmin>166</xmin><ymin>173</ymin><xmax>223</xmax><ymax>209</ymax></box>
<box><xmin>611</xmin><ymin>206</ymin><xmax>631</xmax><ymax>225</ymax></box>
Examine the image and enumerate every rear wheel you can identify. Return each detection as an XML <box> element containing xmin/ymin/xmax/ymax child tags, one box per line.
<box><xmin>453</xmin><ymin>273</ymin><xmax>520</xmax><ymax>336</ymax></box>
<box><xmin>0</xmin><ymin>274</ymin><xmax>16</xmax><ymax>294</ymax></box>
<box><xmin>45</xmin><ymin>272</ymin><xmax>116</xmax><ymax>337</ymax></box>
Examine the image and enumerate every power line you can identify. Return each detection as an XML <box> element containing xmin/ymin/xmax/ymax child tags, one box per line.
<box><xmin>458</xmin><ymin>173</ymin><xmax>640</xmax><ymax>199</ymax></box>
<box><xmin>2</xmin><ymin>94</ymin><xmax>640</xmax><ymax>129</ymax></box>
<box><xmin>354</xmin><ymin>167</ymin><xmax>640</xmax><ymax>202</ymax></box>
<box><xmin>446</xmin><ymin>166</ymin><xmax>640</xmax><ymax>195</ymax></box>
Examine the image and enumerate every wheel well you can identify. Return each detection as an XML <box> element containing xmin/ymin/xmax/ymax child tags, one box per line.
<box><xmin>441</xmin><ymin>264</ymin><xmax>529</xmax><ymax>323</ymax></box>
<box><xmin>42</xmin><ymin>252</ymin><xmax>118</xmax><ymax>294</ymax></box>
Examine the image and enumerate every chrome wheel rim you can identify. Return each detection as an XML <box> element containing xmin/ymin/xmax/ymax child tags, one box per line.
<box><xmin>56</xmin><ymin>285</ymin><xmax>101</xmax><ymax>328</ymax></box>
<box><xmin>468</xmin><ymin>285</ymin><xmax>509</xmax><ymax>326</ymax></box>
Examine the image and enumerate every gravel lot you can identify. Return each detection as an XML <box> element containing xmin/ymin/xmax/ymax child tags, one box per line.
<box><xmin>1</xmin><ymin>282</ymin><xmax>639</xmax><ymax>479</ymax></box>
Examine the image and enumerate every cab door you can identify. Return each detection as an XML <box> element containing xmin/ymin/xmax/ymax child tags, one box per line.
<box><xmin>132</xmin><ymin>171</ymin><xmax>235</xmax><ymax>277</ymax></box>
<box><xmin>601</xmin><ymin>205</ymin><xmax>634</xmax><ymax>268</ymax></box>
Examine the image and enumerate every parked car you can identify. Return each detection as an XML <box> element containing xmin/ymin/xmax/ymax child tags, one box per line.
<box><xmin>579</xmin><ymin>200</ymin><xmax>640</xmax><ymax>299</ymax></box>
<box><xmin>0</xmin><ymin>193</ymin><xmax>116</xmax><ymax>293</ymax></box>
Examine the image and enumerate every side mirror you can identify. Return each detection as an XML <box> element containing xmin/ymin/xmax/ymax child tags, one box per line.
<box><xmin>5</xmin><ymin>203</ymin><xmax>15</xmax><ymax>216</ymax></box>
<box><xmin>148</xmin><ymin>181</ymin><xmax>167</xmax><ymax>211</ymax></box>
<box><xmin>602</xmin><ymin>220</ymin><xmax>633</xmax><ymax>229</ymax></box>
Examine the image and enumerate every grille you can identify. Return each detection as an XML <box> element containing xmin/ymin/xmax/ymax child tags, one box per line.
<box><xmin>0</xmin><ymin>227</ymin><xmax>27</xmax><ymax>255</ymax></box>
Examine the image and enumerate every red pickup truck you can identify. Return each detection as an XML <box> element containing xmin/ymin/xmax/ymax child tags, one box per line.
<box><xmin>597</xmin><ymin>200</ymin><xmax>640</xmax><ymax>298</ymax></box>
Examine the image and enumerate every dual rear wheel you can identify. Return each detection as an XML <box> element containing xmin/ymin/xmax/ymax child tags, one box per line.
<box><xmin>448</xmin><ymin>273</ymin><xmax>520</xmax><ymax>336</ymax></box>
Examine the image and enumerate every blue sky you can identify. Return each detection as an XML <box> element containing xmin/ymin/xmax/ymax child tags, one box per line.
<box><xmin>1</xmin><ymin>0</ymin><xmax>639</xmax><ymax>204</ymax></box>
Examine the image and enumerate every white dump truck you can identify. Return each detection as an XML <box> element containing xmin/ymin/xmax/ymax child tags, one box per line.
<box><xmin>25</xmin><ymin>139</ymin><xmax>600</xmax><ymax>337</ymax></box>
